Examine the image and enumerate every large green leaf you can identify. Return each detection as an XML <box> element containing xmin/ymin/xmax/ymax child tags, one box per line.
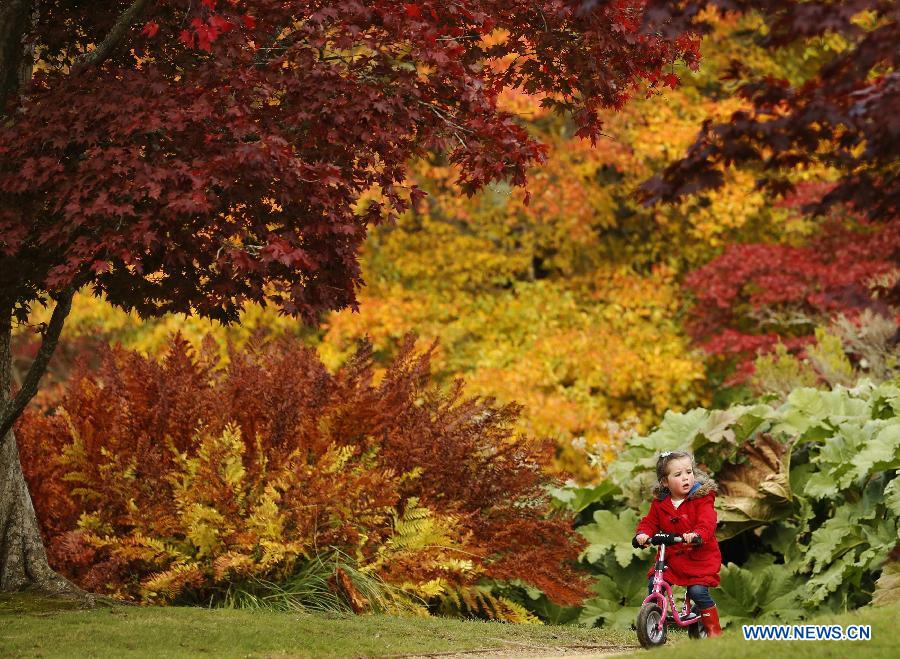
<box><xmin>577</xmin><ymin>593</ymin><xmax>617</xmax><ymax>628</ymax></box>
<box><xmin>577</xmin><ymin>561</ymin><xmax>649</xmax><ymax>628</ymax></box>
<box><xmin>803</xmin><ymin>471</ymin><xmax>838</xmax><ymax>499</ymax></box>
<box><xmin>578</xmin><ymin>509</ymin><xmax>642</xmax><ymax>567</ymax></box>
<box><xmin>548</xmin><ymin>480</ymin><xmax>622</xmax><ymax>513</ymax></box>
<box><xmin>522</xmin><ymin>595</ymin><xmax>581</xmax><ymax>625</ymax></box>
<box><xmin>714</xmin><ymin>559</ymin><xmax>806</xmax><ymax>627</ymax></box>
<box><xmin>885</xmin><ymin>476</ymin><xmax>900</xmax><ymax>518</ymax></box>
<box><xmin>592</xmin><ymin>552</ymin><xmax>650</xmax><ymax>603</ymax></box>
<box><xmin>802</xmin><ymin>507</ymin><xmax>867</xmax><ymax>574</ymax></box>
<box><xmin>851</xmin><ymin>423</ymin><xmax>900</xmax><ymax>480</ymax></box>
<box><xmin>773</xmin><ymin>386</ymin><xmax>869</xmax><ymax>439</ymax></box>
<box><xmin>640</xmin><ymin>408</ymin><xmax>710</xmax><ymax>450</ymax></box>
<box><xmin>872</xmin><ymin>382</ymin><xmax>900</xmax><ymax>418</ymax></box>
<box><xmin>804</xmin><ymin>557</ymin><xmax>856</xmax><ymax>605</ymax></box>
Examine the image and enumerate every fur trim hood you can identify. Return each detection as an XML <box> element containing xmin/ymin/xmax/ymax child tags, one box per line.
<box><xmin>654</xmin><ymin>474</ymin><xmax>718</xmax><ymax>501</ymax></box>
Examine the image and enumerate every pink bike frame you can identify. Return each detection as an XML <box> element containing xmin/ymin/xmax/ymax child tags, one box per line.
<box><xmin>641</xmin><ymin>542</ymin><xmax>699</xmax><ymax>632</ymax></box>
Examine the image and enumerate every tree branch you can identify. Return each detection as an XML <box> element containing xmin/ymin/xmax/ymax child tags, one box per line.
<box><xmin>0</xmin><ymin>0</ymin><xmax>33</xmax><ymax>111</ymax></box>
<box><xmin>0</xmin><ymin>288</ymin><xmax>74</xmax><ymax>446</ymax></box>
<box><xmin>72</xmin><ymin>0</ymin><xmax>153</xmax><ymax>73</ymax></box>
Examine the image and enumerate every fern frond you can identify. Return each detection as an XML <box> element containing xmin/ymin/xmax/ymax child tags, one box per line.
<box><xmin>212</xmin><ymin>552</ymin><xmax>256</xmax><ymax>580</ymax></box>
<box><xmin>141</xmin><ymin>563</ymin><xmax>204</xmax><ymax>601</ymax></box>
<box><xmin>438</xmin><ymin>586</ymin><xmax>541</xmax><ymax>623</ymax></box>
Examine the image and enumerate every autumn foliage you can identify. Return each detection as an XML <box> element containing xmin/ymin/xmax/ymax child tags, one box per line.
<box><xmin>0</xmin><ymin>0</ymin><xmax>699</xmax><ymax>324</ymax></box>
<box><xmin>641</xmin><ymin>0</ymin><xmax>898</xmax><ymax>222</ymax></box>
<box><xmin>685</xmin><ymin>216</ymin><xmax>900</xmax><ymax>380</ymax></box>
<box><xmin>16</xmin><ymin>334</ymin><xmax>589</xmax><ymax>612</ymax></box>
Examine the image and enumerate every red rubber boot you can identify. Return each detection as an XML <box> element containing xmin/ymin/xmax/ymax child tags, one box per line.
<box><xmin>700</xmin><ymin>606</ymin><xmax>722</xmax><ymax>637</ymax></box>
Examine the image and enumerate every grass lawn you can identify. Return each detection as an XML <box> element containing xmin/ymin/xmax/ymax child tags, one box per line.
<box><xmin>0</xmin><ymin>592</ymin><xmax>632</xmax><ymax>658</ymax></box>
<box><xmin>621</xmin><ymin>600</ymin><xmax>899</xmax><ymax>659</ymax></box>
<box><xmin>3</xmin><ymin>592</ymin><xmax>896</xmax><ymax>658</ymax></box>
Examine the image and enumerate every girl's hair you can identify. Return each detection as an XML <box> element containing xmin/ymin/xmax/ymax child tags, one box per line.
<box><xmin>651</xmin><ymin>450</ymin><xmax>710</xmax><ymax>499</ymax></box>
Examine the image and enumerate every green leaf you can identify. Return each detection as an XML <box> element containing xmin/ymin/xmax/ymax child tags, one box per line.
<box><xmin>576</xmin><ymin>595</ymin><xmax>617</xmax><ymax>628</ymax></box>
<box><xmin>713</xmin><ymin>559</ymin><xmax>807</xmax><ymax>626</ymax></box>
<box><xmin>851</xmin><ymin>423</ymin><xmax>900</xmax><ymax>480</ymax></box>
<box><xmin>885</xmin><ymin>476</ymin><xmax>900</xmax><ymax>518</ymax></box>
<box><xmin>802</xmin><ymin>509</ymin><xmax>866</xmax><ymax>574</ymax></box>
<box><xmin>804</xmin><ymin>558</ymin><xmax>854</xmax><ymax>605</ymax></box>
<box><xmin>693</xmin><ymin>408</ymin><xmax>740</xmax><ymax>450</ymax></box>
<box><xmin>548</xmin><ymin>480</ymin><xmax>622</xmax><ymax>513</ymax></box>
<box><xmin>577</xmin><ymin>566</ymin><xmax>647</xmax><ymax>628</ymax></box>
<box><xmin>578</xmin><ymin>509</ymin><xmax>642</xmax><ymax>567</ymax></box>
<box><xmin>602</xmin><ymin>605</ymin><xmax>643</xmax><ymax>630</ymax></box>
<box><xmin>590</xmin><ymin>553</ymin><xmax>650</xmax><ymax>605</ymax></box>
<box><xmin>774</xmin><ymin>386</ymin><xmax>869</xmax><ymax>439</ymax></box>
<box><xmin>524</xmin><ymin>596</ymin><xmax>581</xmax><ymax>624</ymax></box>
<box><xmin>803</xmin><ymin>470</ymin><xmax>836</xmax><ymax>499</ymax></box>
<box><xmin>714</xmin><ymin>563</ymin><xmax>763</xmax><ymax>626</ymax></box>
<box><xmin>871</xmin><ymin>383</ymin><xmax>900</xmax><ymax>418</ymax></box>
<box><xmin>639</xmin><ymin>408</ymin><xmax>709</xmax><ymax>451</ymax></box>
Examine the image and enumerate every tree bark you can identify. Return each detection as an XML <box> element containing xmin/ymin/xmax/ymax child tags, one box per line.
<box><xmin>0</xmin><ymin>301</ymin><xmax>87</xmax><ymax>598</ymax></box>
<box><xmin>72</xmin><ymin>0</ymin><xmax>153</xmax><ymax>73</ymax></box>
<box><xmin>0</xmin><ymin>0</ymin><xmax>32</xmax><ymax>111</ymax></box>
<box><xmin>0</xmin><ymin>427</ymin><xmax>76</xmax><ymax>593</ymax></box>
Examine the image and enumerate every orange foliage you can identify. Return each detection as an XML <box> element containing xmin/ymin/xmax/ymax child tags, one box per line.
<box><xmin>17</xmin><ymin>334</ymin><xmax>589</xmax><ymax>607</ymax></box>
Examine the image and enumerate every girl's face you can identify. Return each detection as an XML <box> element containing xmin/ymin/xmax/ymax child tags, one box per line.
<box><xmin>663</xmin><ymin>457</ymin><xmax>695</xmax><ymax>497</ymax></box>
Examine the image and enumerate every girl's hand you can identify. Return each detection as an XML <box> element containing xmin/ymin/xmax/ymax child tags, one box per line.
<box><xmin>683</xmin><ymin>532</ymin><xmax>698</xmax><ymax>543</ymax></box>
<box><xmin>635</xmin><ymin>533</ymin><xmax>650</xmax><ymax>547</ymax></box>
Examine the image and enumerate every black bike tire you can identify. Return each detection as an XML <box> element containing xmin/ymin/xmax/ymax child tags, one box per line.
<box><xmin>636</xmin><ymin>603</ymin><xmax>667</xmax><ymax>648</ymax></box>
<box><xmin>688</xmin><ymin>620</ymin><xmax>708</xmax><ymax>639</ymax></box>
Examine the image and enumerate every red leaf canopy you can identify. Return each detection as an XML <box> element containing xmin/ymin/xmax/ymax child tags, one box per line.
<box><xmin>0</xmin><ymin>0</ymin><xmax>697</xmax><ymax>323</ymax></box>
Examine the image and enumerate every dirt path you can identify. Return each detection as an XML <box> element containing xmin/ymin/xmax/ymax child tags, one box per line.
<box><xmin>390</xmin><ymin>640</ymin><xmax>640</xmax><ymax>658</ymax></box>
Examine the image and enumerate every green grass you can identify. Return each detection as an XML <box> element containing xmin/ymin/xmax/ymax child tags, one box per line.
<box><xmin>0</xmin><ymin>592</ymin><xmax>634</xmax><ymax>658</ymax></box>
<box><xmin>621</xmin><ymin>601</ymin><xmax>900</xmax><ymax>659</ymax></box>
<box><xmin>3</xmin><ymin>593</ymin><xmax>896</xmax><ymax>658</ymax></box>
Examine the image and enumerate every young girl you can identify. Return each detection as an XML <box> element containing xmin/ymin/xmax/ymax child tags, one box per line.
<box><xmin>634</xmin><ymin>450</ymin><xmax>722</xmax><ymax>637</ymax></box>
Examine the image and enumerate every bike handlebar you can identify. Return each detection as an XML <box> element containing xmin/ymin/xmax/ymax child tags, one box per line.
<box><xmin>632</xmin><ymin>532</ymin><xmax>702</xmax><ymax>548</ymax></box>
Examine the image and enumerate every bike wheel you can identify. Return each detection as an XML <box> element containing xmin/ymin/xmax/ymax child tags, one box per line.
<box><xmin>688</xmin><ymin>620</ymin><xmax>708</xmax><ymax>639</ymax></box>
<box><xmin>636</xmin><ymin>603</ymin><xmax>667</xmax><ymax>648</ymax></box>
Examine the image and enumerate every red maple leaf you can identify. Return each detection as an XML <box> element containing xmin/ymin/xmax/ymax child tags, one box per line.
<box><xmin>141</xmin><ymin>21</ymin><xmax>159</xmax><ymax>38</ymax></box>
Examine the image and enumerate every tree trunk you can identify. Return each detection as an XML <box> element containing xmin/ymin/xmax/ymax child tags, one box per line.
<box><xmin>0</xmin><ymin>0</ymin><xmax>33</xmax><ymax>111</ymax></box>
<box><xmin>0</xmin><ymin>303</ymin><xmax>87</xmax><ymax>598</ymax></box>
<box><xmin>0</xmin><ymin>427</ymin><xmax>74</xmax><ymax>593</ymax></box>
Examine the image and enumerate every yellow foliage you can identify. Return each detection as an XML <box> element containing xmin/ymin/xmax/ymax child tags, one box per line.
<box><xmin>438</xmin><ymin>586</ymin><xmax>542</xmax><ymax>624</ymax></box>
<box><xmin>320</xmin><ymin>272</ymin><xmax>707</xmax><ymax>480</ymax></box>
<box><xmin>247</xmin><ymin>485</ymin><xmax>285</xmax><ymax>543</ymax></box>
<box><xmin>368</xmin><ymin>498</ymin><xmax>480</xmax><ymax>596</ymax></box>
<box><xmin>142</xmin><ymin>563</ymin><xmax>204</xmax><ymax>601</ymax></box>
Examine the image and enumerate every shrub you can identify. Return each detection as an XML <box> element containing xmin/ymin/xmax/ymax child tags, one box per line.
<box><xmin>559</xmin><ymin>380</ymin><xmax>899</xmax><ymax>628</ymax></box>
<box><xmin>684</xmin><ymin>218</ymin><xmax>900</xmax><ymax>383</ymax></box>
<box><xmin>18</xmin><ymin>334</ymin><xmax>589</xmax><ymax>617</ymax></box>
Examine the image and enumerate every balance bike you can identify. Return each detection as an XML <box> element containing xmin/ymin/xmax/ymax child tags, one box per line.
<box><xmin>632</xmin><ymin>532</ymin><xmax>705</xmax><ymax>647</ymax></box>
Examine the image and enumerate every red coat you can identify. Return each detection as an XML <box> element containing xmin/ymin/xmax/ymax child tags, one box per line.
<box><xmin>634</xmin><ymin>479</ymin><xmax>722</xmax><ymax>587</ymax></box>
